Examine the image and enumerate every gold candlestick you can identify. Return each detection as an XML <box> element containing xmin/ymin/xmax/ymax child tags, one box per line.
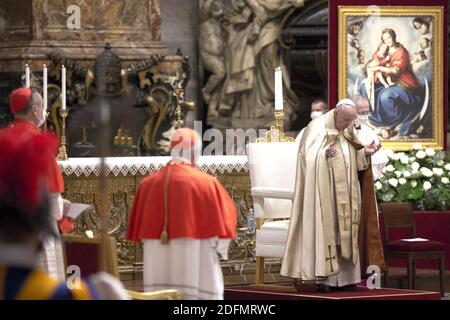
<box><xmin>172</xmin><ymin>82</ymin><xmax>184</xmax><ymax>129</ymax></box>
<box><xmin>57</xmin><ymin>109</ymin><xmax>69</xmax><ymax>160</ymax></box>
<box><xmin>256</xmin><ymin>109</ymin><xmax>294</xmax><ymax>142</ymax></box>
<box><xmin>43</xmin><ymin>109</ymin><xmax>49</xmax><ymax>134</ymax></box>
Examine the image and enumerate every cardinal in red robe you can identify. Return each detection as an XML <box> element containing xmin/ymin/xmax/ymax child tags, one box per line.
<box><xmin>7</xmin><ymin>87</ymin><xmax>70</xmax><ymax>280</ymax></box>
<box><xmin>127</xmin><ymin>127</ymin><xmax>237</xmax><ymax>299</ymax></box>
<box><xmin>0</xmin><ymin>127</ymin><xmax>129</xmax><ymax>300</ymax></box>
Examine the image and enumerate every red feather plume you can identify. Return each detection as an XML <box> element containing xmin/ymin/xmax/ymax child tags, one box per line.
<box><xmin>0</xmin><ymin>127</ymin><xmax>58</xmax><ymax>216</ymax></box>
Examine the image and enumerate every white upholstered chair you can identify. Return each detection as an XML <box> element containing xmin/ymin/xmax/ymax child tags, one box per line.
<box><xmin>247</xmin><ymin>142</ymin><xmax>299</xmax><ymax>288</ymax></box>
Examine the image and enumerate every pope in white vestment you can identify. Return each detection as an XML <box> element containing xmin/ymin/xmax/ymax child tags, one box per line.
<box><xmin>281</xmin><ymin>99</ymin><xmax>385</xmax><ymax>291</ymax></box>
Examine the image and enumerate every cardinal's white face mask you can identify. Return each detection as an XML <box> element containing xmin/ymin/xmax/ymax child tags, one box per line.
<box><xmin>355</xmin><ymin>114</ymin><xmax>369</xmax><ymax>127</ymax></box>
<box><xmin>34</xmin><ymin>105</ymin><xmax>46</xmax><ymax>127</ymax></box>
<box><xmin>310</xmin><ymin>111</ymin><xmax>323</xmax><ymax>120</ymax></box>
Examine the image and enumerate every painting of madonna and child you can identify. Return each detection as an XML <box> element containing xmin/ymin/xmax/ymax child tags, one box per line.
<box><xmin>346</xmin><ymin>15</ymin><xmax>440</xmax><ymax>143</ymax></box>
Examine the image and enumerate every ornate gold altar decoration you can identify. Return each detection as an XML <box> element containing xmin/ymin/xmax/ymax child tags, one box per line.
<box><xmin>114</xmin><ymin>128</ymin><xmax>133</xmax><ymax>146</ymax></box>
<box><xmin>216</xmin><ymin>172</ymin><xmax>255</xmax><ymax>262</ymax></box>
<box><xmin>44</xmin><ymin>46</ymin><xmax>195</xmax><ymax>157</ymax></box>
<box><xmin>65</xmin><ymin>176</ymin><xmax>137</xmax><ymax>268</ymax></box>
<box><xmin>172</xmin><ymin>82</ymin><xmax>184</xmax><ymax>129</ymax></box>
<box><xmin>139</xmin><ymin>86</ymin><xmax>172</xmax><ymax>155</ymax></box>
<box><xmin>62</xmin><ymin>166</ymin><xmax>253</xmax><ymax>274</ymax></box>
<box><xmin>133</xmin><ymin>53</ymin><xmax>195</xmax><ymax>155</ymax></box>
<box><xmin>256</xmin><ymin>110</ymin><xmax>294</xmax><ymax>142</ymax></box>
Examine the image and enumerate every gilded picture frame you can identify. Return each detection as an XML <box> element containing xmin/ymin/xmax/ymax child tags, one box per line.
<box><xmin>334</xmin><ymin>4</ymin><xmax>447</xmax><ymax>150</ymax></box>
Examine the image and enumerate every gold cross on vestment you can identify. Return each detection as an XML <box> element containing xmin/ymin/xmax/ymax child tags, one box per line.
<box><xmin>325</xmin><ymin>245</ymin><xmax>336</xmax><ymax>272</ymax></box>
<box><xmin>338</xmin><ymin>203</ymin><xmax>350</xmax><ymax>231</ymax></box>
<box><xmin>352</xmin><ymin>209</ymin><xmax>360</xmax><ymax>234</ymax></box>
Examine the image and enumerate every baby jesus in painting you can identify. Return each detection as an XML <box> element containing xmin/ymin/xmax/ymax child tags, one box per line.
<box><xmin>366</xmin><ymin>42</ymin><xmax>395</xmax><ymax>88</ymax></box>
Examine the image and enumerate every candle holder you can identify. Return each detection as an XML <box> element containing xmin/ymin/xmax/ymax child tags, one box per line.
<box><xmin>172</xmin><ymin>82</ymin><xmax>184</xmax><ymax>129</ymax></box>
<box><xmin>174</xmin><ymin>104</ymin><xmax>183</xmax><ymax>129</ymax></box>
<box><xmin>256</xmin><ymin>109</ymin><xmax>294</xmax><ymax>143</ymax></box>
<box><xmin>57</xmin><ymin>108</ymin><xmax>69</xmax><ymax>161</ymax></box>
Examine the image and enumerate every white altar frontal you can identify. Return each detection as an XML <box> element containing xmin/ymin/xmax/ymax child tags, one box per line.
<box><xmin>58</xmin><ymin>156</ymin><xmax>257</xmax><ymax>279</ymax></box>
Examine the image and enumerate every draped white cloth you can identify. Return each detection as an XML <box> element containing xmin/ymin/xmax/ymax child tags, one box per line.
<box><xmin>143</xmin><ymin>238</ymin><xmax>230</xmax><ymax>300</ymax></box>
<box><xmin>57</xmin><ymin>156</ymin><xmax>248</xmax><ymax>177</ymax></box>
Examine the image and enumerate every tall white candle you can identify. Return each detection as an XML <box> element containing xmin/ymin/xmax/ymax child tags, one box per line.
<box><xmin>43</xmin><ymin>64</ymin><xmax>47</xmax><ymax>113</ymax></box>
<box><xmin>61</xmin><ymin>65</ymin><xmax>66</xmax><ymax>110</ymax></box>
<box><xmin>274</xmin><ymin>67</ymin><xmax>283</xmax><ymax>110</ymax></box>
<box><xmin>25</xmin><ymin>64</ymin><xmax>30</xmax><ymax>88</ymax></box>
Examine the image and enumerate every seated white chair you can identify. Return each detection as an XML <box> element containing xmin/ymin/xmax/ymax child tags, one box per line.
<box><xmin>247</xmin><ymin>141</ymin><xmax>299</xmax><ymax>289</ymax></box>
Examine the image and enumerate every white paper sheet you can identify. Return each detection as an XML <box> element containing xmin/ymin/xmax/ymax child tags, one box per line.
<box><xmin>66</xmin><ymin>203</ymin><xmax>92</xmax><ymax>219</ymax></box>
<box><xmin>400</xmin><ymin>238</ymin><xmax>429</xmax><ymax>242</ymax></box>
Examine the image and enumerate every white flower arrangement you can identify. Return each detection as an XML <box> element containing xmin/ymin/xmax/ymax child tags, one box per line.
<box><xmin>416</xmin><ymin>150</ymin><xmax>426</xmax><ymax>159</ymax></box>
<box><xmin>388</xmin><ymin>178</ymin><xmax>398</xmax><ymax>187</ymax></box>
<box><xmin>375</xmin><ymin>181</ymin><xmax>383</xmax><ymax>190</ymax></box>
<box><xmin>400</xmin><ymin>156</ymin><xmax>410</xmax><ymax>164</ymax></box>
<box><xmin>411</xmin><ymin>162</ymin><xmax>420</xmax><ymax>171</ymax></box>
<box><xmin>425</xmin><ymin>148</ymin><xmax>436</xmax><ymax>157</ymax></box>
<box><xmin>375</xmin><ymin>145</ymin><xmax>450</xmax><ymax>210</ymax></box>
<box><xmin>420</xmin><ymin>167</ymin><xmax>433</xmax><ymax>177</ymax></box>
<box><xmin>412</xmin><ymin>143</ymin><xmax>423</xmax><ymax>150</ymax></box>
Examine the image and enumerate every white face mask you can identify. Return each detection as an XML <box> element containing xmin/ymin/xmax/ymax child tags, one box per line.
<box><xmin>34</xmin><ymin>106</ymin><xmax>46</xmax><ymax>127</ymax></box>
<box><xmin>355</xmin><ymin>114</ymin><xmax>369</xmax><ymax>127</ymax></box>
<box><xmin>38</xmin><ymin>117</ymin><xmax>46</xmax><ymax>127</ymax></box>
<box><xmin>310</xmin><ymin>111</ymin><xmax>323</xmax><ymax>120</ymax></box>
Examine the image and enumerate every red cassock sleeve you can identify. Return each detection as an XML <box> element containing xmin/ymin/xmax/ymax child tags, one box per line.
<box><xmin>126</xmin><ymin>163</ymin><xmax>237</xmax><ymax>242</ymax></box>
<box><xmin>8</xmin><ymin>119</ymin><xmax>64</xmax><ymax>194</ymax></box>
<box><xmin>48</xmin><ymin>158</ymin><xmax>65</xmax><ymax>193</ymax></box>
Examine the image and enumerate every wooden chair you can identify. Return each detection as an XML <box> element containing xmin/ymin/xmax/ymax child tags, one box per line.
<box><xmin>61</xmin><ymin>234</ymin><xmax>182</xmax><ymax>299</ymax></box>
<box><xmin>247</xmin><ymin>141</ymin><xmax>298</xmax><ymax>290</ymax></box>
<box><xmin>62</xmin><ymin>234</ymin><xmax>119</xmax><ymax>278</ymax></box>
<box><xmin>380</xmin><ymin>202</ymin><xmax>445</xmax><ymax>296</ymax></box>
